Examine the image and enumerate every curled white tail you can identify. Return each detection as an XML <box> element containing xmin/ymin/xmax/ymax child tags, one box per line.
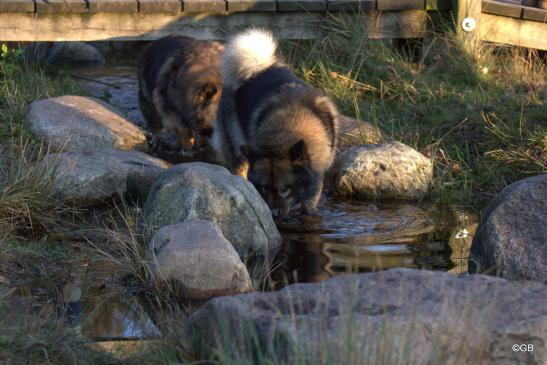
<box><xmin>222</xmin><ymin>28</ymin><xmax>278</xmax><ymax>89</ymax></box>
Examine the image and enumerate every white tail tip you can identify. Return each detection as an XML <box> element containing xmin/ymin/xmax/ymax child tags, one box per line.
<box><xmin>222</xmin><ymin>28</ymin><xmax>278</xmax><ymax>88</ymax></box>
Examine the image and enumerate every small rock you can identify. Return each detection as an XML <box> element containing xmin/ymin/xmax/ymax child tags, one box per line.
<box><xmin>42</xmin><ymin>149</ymin><xmax>170</xmax><ymax>205</ymax></box>
<box><xmin>329</xmin><ymin>142</ymin><xmax>432</xmax><ymax>200</ymax></box>
<box><xmin>26</xmin><ymin>96</ymin><xmax>148</xmax><ymax>153</ymax></box>
<box><xmin>186</xmin><ymin>269</ymin><xmax>547</xmax><ymax>365</ymax></box>
<box><xmin>142</xmin><ymin>163</ymin><xmax>281</xmax><ymax>258</ymax></box>
<box><xmin>337</xmin><ymin>115</ymin><xmax>383</xmax><ymax>149</ymax></box>
<box><xmin>147</xmin><ymin>219</ymin><xmax>253</xmax><ymax>299</ymax></box>
<box><xmin>22</xmin><ymin>42</ymin><xmax>105</xmax><ymax>67</ymax></box>
<box><xmin>469</xmin><ymin>174</ymin><xmax>547</xmax><ymax>282</ymax></box>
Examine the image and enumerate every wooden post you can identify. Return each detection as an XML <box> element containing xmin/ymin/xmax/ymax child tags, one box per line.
<box><xmin>451</xmin><ymin>0</ymin><xmax>482</xmax><ymax>51</ymax></box>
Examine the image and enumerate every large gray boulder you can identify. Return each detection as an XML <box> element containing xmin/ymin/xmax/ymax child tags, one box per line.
<box><xmin>26</xmin><ymin>96</ymin><xmax>148</xmax><ymax>153</ymax></box>
<box><xmin>329</xmin><ymin>142</ymin><xmax>432</xmax><ymax>200</ymax></box>
<box><xmin>469</xmin><ymin>174</ymin><xmax>547</xmax><ymax>282</ymax></box>
<box><xmin>42</xmin><ymin>149</ymin><xmax>170</xmax><ymax>205</ymax></box>
<box><xmin>22</xmin><ymin>42</ymin><xmax>105</xmax><ymax>67</ymax></box>
<box><xmin>186</xmin><ymin>269</ymin><xmax>546</xmax><ymax>365</ymax></box>
<box><xmin>142</xmin><ymin>163</ymin><xmax>281</xmax><ymax>258</ymax></box>
<box><xmin>147</xmin><ymin>219</ymin><xmax>253</xmax><ymax>299</ymax></box>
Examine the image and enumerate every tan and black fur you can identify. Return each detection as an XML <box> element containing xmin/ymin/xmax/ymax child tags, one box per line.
<box><xmin>212</xmin><ymin>29</ymin><xmax>339</xmax><ymax>219</ymax></box>
<box><xmin>138</xmin><ymin>35</ymin><xmax>224</xmax><ymax>149</ymax></box>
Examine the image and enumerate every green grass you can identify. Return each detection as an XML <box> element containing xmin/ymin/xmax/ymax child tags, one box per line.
<box><xmin>0</xmin><ymin>45</ymin><xmax>85</xmax><ymax>139</ymax></box>
<box><xmin>282</xmin><ymin>14</ymin><xmax>546</xmax><ymax>207</ymax></box>
<box><xmin>0</xmin><ymin>45</ymin><xmax>86</xmax><ymax>238</ymax></box>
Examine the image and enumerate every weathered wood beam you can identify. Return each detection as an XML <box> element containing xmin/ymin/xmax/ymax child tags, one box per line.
<box><xmin>482</xmin><ymin>0</ymin><xmax>522</xmax><ymax>19</ymax></box>
<box><xmin>0</xmin><ymin>10</ymin><xmax>433</xmax><ymax>41</ymax></box>
<box><xmin>480</xmin><ymin>12</ymin><xmax>547</xmax><ymax>50</ymax></box>
<box><xmin>521</xmin><ymin>6</ymin><xmax>547</xmax><ymax>22</ymax></box>
<box><xmin>327</xmin><ymin>0</ymin><xmax>375</xmax><ymax>11</ymax></box>
<box><xmin>278</xmin><ymin>0</ymin><xmax>327</xmax><ymax>12</ymax></box>
<box><xmin>452</xmin><ymin>0</ymin><xmax>481</xmax><ymax>49</ymax></box>
<box><xmin>0</xmin><ymin>0</ymin><xmax>35</xmax><ymax>13</ymax></box>
<box><xmin>377</xmin><ymin>0</ymin><xmax>423</xmax><ymax>11</ymax></box>
<box><xmin>138</xmin><ymin>0</ymin><xmax>183</xmax><ymax>13</ymax></box>
<box><xmin>88</xmin><ymin>0</ymin><xmax>139</xmax><ymax>13</ymax></box>
<box><xmin>0</xmin><ymin>12</ymin><xmax>321</xmax><ymax>41</ymax></box>
<box><xmin>227</xmin><ymin>0</ymin><xmax>276</xmax><ymax>12</ymax></box>
<box><xmin>183</xmin><ymin>0</ymin><xmax>226</xmax><ymax>12</ymax></box>
<box><xmin>36</xmin><ymin>0</ymin><xmax>87</xmax><ymax>13</ymax></box>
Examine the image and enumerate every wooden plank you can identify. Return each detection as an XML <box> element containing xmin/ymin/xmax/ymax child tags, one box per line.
<box><xmin>183</xmin><ymin>0</ymin><xmax>226</xmax><ymax>12</ymax></box>
<box><xmin>36</xmin><ymin>0</ymin><xmax>87</xmax><ymax>13</ymax></box>
<box><xmin>426</xmin><ymin>0</ymin><xmax>452</xmax><ymax>10</ymax></box>
<box><xmin>88</xmin><ymin>0</ymin><xmax>139</xmax><ymax>13</ymax></box>
<box><xmin>278</xmin><ymin>0</ymin><xmax>326</xmax><ymax>11</ymax></box>
<box><xmin>521</xmin><ymin>5</ymin><xmax>547</xmax><ymax>22</ymax></box>
<box><xmin>327</xmin><ymin>0</ymin><xmax>375</xmax><ymax>11</ymax></box>
<box><xmin>226</xmin><ymin>0</ymin><xmax>276</xmax><ymax>12</ymax></box>
<box><xmin>0</xmin><ymin>10</ymin><xmax>431</xmax><ymax>41</ymax></box>
<box><xmin>481</xmin><ymin>0</ymin><xmax>522</xmax><ymax>19</ymax></box>
<box><xmin>452</xmin><ymin>0</ymin><xmax>481</xmax><ymax>48</ymax></box>
<box><xmin>138</xmin><ymin>0</ymin><xmax>182</xmax><ymax>13</ymax></box>
<box><xmin>480</xmin><ymin>12</ymin><xmax>547</xmax><ymax>50</ymax></box>
<box><xmin>377</xmin><ymin>0</ymin><xmax>424</xmax><ymax>11</ymax></box>
<box><xmin>0</xmin><ymin>0</ymin><xmax>35</xmax><ymax>12</ymax></box>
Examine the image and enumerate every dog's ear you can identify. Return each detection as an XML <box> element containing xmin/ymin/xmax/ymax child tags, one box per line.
<box><xmin>197</xmin><ymin>82</ymin><xmax>218</xmax><ymax>104</ymax></box>
<box><xmin>304</xmin><ymin>94</ymin><xmax>338</xmax><ymax>147</ymax></box>
<box><xmin>289</xmin><ymin>140</ymin><xmax>310</xmax><ymax>165</ymax></box>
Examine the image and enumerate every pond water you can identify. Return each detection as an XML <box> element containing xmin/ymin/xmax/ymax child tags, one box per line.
<box><xmin>273</xmin><ymin>199</ymin><xmax>477</xmax><ymax>288</ymax></box>
<box><xmin>66</xmin><ymin>63</ymin><xmax>478</xmax><ymax>345</ymax></box>
<box><xmin>11</xmin><ymin>258</ymin><xmax>160</xmax><ymax>356</ymax></box>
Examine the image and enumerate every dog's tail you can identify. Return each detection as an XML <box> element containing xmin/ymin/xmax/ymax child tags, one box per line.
<box><xmin>222</xmin><ymin>28</ymin><xmax>278</xmax><ymax>89</ymax></box>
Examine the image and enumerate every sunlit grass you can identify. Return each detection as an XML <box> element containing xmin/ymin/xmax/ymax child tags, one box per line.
<box><xmin>282</xmin><ymin>14</ymin><xmax>546</xmax><ymax>207</ymax></box>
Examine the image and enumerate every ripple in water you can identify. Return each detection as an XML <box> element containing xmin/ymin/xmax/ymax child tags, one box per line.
<box><xmin>272</xmin><ymin>199</ymin><xmax>477</xmax><ymax>287</ymax></box>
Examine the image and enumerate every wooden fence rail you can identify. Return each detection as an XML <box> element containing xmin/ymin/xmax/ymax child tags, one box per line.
<box><xmin>0</xmin><ymin>0</ymin><xmax>545</xmax><ymax>50</ymax></box>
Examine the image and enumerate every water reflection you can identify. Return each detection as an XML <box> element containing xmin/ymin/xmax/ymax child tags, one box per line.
<box><xmin>15</xmin><ymin>258</ymin><xmax>160</xmax><ymax>341</ymax></box>
<box><xmin>79</xmin><ymin>287</ymin><xmax>160</xmax><ymax>340</ymax></box>
<box><xmin>273</xmin><ymin>199</ymin><xmax>477</xmax><ymax>286</ymax></box>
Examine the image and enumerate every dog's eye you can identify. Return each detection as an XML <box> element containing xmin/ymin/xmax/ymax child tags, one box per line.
<box><xmin>279</xmin><ymin>188</ymin><xmax>291</xmax><ymax>199</ymax></box>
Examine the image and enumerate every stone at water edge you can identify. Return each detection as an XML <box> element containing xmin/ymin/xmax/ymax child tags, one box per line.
<box><xmin>142</xmin><ymin>162</ymin><xmax>281</xmax><ymax>258</ymax></box>
<box><xmin>147</xmin><ymin>219</ymin><xmax>253</xmax><ymax>299</ymax></box>
<box><xmin>337</xmin><ymin>115</ymin><xmax>383</xmax><ymax>149</ymax></box>
<box><xmin>186</xmin><ymin>269</ymin><xmax>547</xmax><ymax>365</ymax></box>
<box><xmin>26</xmin><ymin>96</ymin><xmax>148</xmax><ymax>153</ymax></box>
<box><xmin>329</xmin><ymin>141</ymin><xmax>432</xmax><ymax>200</ymax></box>
<box><xmin>41</xmin><ymin>149</ymin><xmax>171</xmax><ymax>205</ymax></box>
<box><xmin>22</xmin><ymin>42</ymin><xmax>105</xmax><ymax>67</ymax></box>
<box><xmin>469</xmin><ymin>174</ymin><xmax>547</xmax><ymax>282</ymax></box>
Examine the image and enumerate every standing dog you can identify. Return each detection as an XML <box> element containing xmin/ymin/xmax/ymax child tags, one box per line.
<box><xmin>212</xmin><ymin>29</ymin><xmax>339</xmax><ymax>219</ymax></box>
<box><xmin>138</xmin><ymin>35</ymin><xmax>224</xmax><ymax>149</ymax></box>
